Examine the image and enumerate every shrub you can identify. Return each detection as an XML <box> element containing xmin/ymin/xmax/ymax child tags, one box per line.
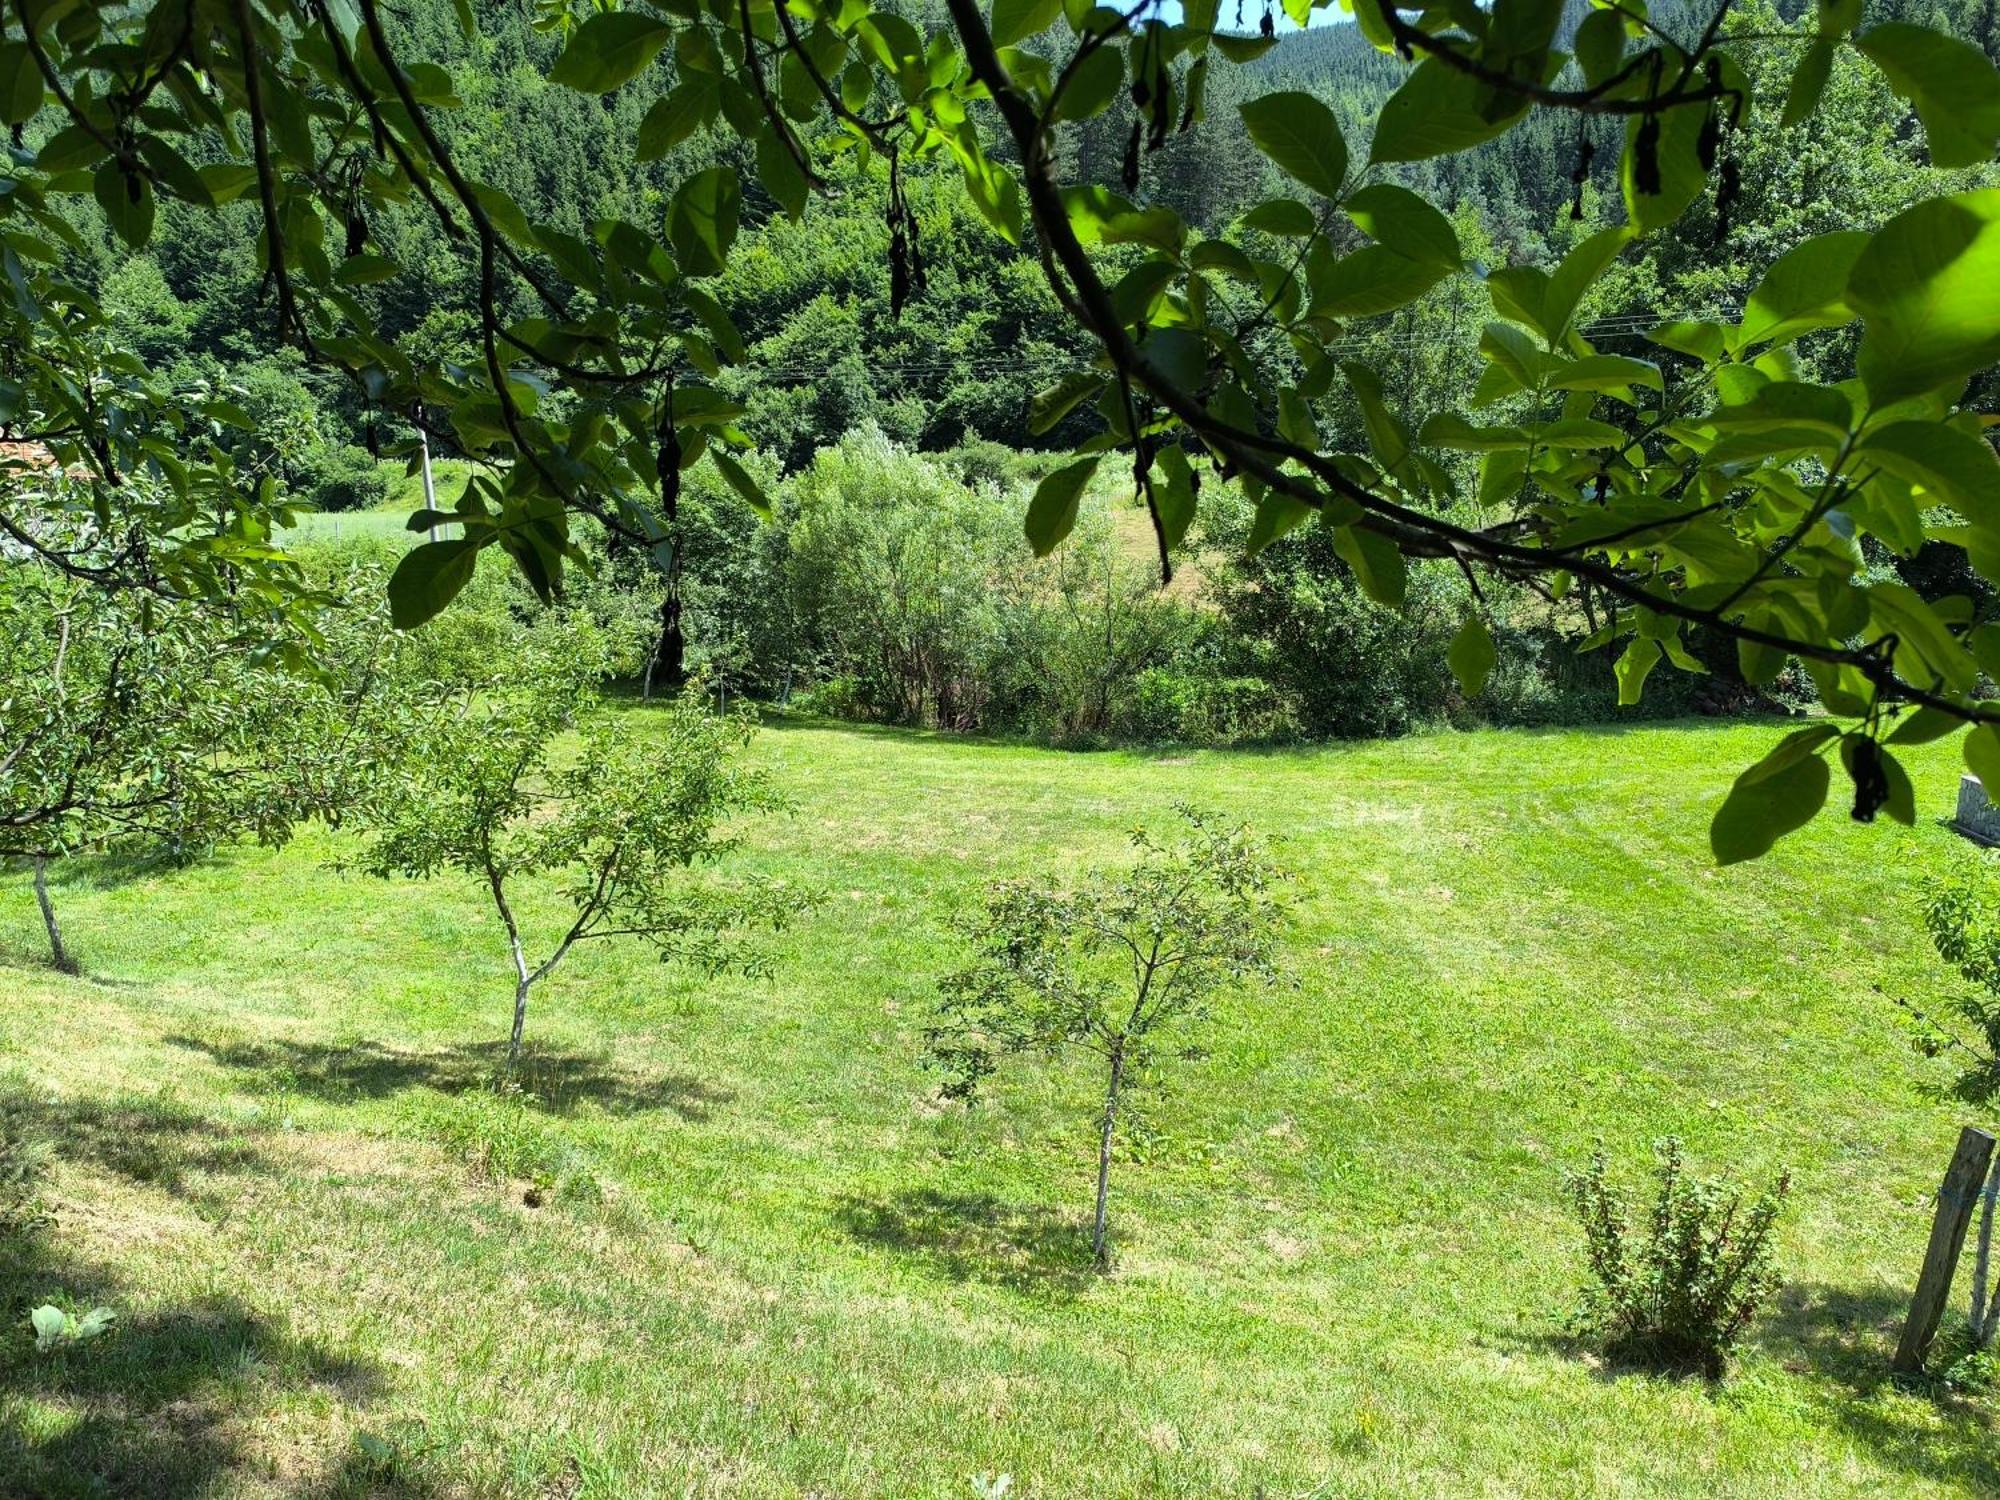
<box><xmin>299</xmin><ymin>442</ymin><xmax>390</xmax><ymax>513</ymax></box>
<box><xmin>1122</xmin><ymin>669</ymin><xmax>1299</xmax><ymax>746</ymax></box>
<box><xmin>1563</xmin><ymin>1137</ymin><xmax>1791</xmax><ymax>1377</ymax></box>
<box><xmin>786</xmin><ymin>424</ymin><xmax>1012</xmax><ymax>728</ymax></box>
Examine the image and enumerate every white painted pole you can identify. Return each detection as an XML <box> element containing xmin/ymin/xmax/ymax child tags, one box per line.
<box><xmin>418</xmin><ymin>407</ymin><xmax>439</xmax><ymax>542</ymax></box>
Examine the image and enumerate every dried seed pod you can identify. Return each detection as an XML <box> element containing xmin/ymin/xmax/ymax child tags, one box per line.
<box><xmin>1848</xmin><ymin>735</ymin><xmax>1889</xmax><ymax>823</ymax></box>
<box><xmin>1633</xmin><ymin>112</ymin><xmax>1661</xmax><ymax>197</ymax></box>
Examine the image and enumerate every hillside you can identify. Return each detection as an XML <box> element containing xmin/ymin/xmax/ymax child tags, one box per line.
<box><xmin>4</xmin><ymin>714</ymin><xmax>1996</xmax><ymax>1497</ymax></box>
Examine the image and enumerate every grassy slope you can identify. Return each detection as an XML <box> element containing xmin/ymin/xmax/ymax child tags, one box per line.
<box><xmin>2</xmin><ymin>714</ymin><xmax>1997</xmax><ymax>1498</ymax></box>
<box><xmin>277</xmin><ymin>459</ymin><xmax>478</xmax><ymax>547</ymax></box>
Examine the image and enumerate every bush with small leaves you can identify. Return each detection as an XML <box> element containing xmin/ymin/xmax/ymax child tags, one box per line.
<box><xmin>1563</xmin><ymin>1137</ymin><xmax>1791</xmax><ymax>1378</ymax></box>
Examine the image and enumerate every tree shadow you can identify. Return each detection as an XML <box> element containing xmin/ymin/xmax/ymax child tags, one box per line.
<box><xmin>1</xmin><ymin>1084</ymin><xmax>272</xmax><ymax>1203</ymax></box>
<box><xmin>163</xmin><ymin>1033</ymin><xmax>734</xmax><ymax>1120</ymax></box>
<box><xmin>834</xmin><ymin>1188</ymin><xmax>1097</xmax><ymax>1298</ymax></box>
<box><xmin>1745</xmin><ymin>1283</ymin><xmax>1996</xmax><ymax>1492</ymax></box>
<box><xmin>1</xmin><ymin>1233</ymin><xmax>387</xmax><ymax>1499</ymax></box>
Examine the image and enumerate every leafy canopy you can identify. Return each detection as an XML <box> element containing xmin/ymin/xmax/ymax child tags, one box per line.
<box><xmin>4</xmin><ymin>0</ymin><xmax>2000</xmax><ymax>859</ymax></box>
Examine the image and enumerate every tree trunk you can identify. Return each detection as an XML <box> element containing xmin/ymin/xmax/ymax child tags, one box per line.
<box><xmin>33</xmin><ymin>855</ymin><xmax>76</xmax><ymax>975</ymax></box>
<box><xmin>508</xmin><ymin>975</ymin><xmax>531</xmax><ymax>1072</ymax></box>
<box><xmin>490</xmin><ymin>869</ymin><xmax>533</xmax><ymax>1072</ymax></box>
<box><xmin>650</xmin><ymin>589</ymin><xmax>685</xmax><ymax>697</ymax></box>
<box><xmin>1092</xmin><ymin>1048</ymin><xmax>1126</xmax><ymax>1270</ymax></box>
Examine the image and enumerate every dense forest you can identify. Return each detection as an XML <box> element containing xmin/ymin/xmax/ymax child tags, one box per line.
<box><xmin>25</xmin><ymin>0</ymin><xmax>2000</xmax><ymax>741</ymax></box>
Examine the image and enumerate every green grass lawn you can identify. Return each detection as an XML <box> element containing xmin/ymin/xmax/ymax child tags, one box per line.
<box><xmin>4</xmin><ymin>714</ymin><xmax>1998</xmax><ymax>1498</ymax></box>
<box><xmin>278</xmin><ymin>458</ymin><xmax>478</xmax><ymax>547</ymax></box>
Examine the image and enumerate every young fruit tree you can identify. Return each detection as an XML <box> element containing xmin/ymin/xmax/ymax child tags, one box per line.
<box><xmin>359</xmin><ymin>629</ymin><xmax>790</xmax><ymax>1068</ymax></box>
<box><xmin>0</xmin><ymin>567</ymin><xmax>302</xmax><ymax>972</ymax></box>
<box><xmin>928</xmin><ymin>807</ymin><xmax>1288</xmax><ymax>1268</ymax></box>
<box><xmin>1</xmin><ymin>495</ymin><xmax>449</xmax><ymax>974</ymax></box>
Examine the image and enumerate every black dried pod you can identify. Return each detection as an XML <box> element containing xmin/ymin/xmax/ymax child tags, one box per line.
<box><xmin>345</xmin><ymin>211</ymin><xmax>367</xmax><ymax>258</ymax></box>
<box><xmin>1848</xmin><ymin>735</ymin><xmax>1889</xmax><ymax>823</ymax></box>
<box><xmin>1713</xmin><ymin>158</ymin><xmax>1741</xmax><ymax>246</ymax></box>
<box><xmin>1260</xmin><ymin>5</ymin><xmax>1274</xmax><ymax>37</ymax></box>
<box><xmin>1633</xmin><ymin>112</ymin><xmax>1662</xmax><ymax>197</ymax></box>
<box><xmin>1122</xmin><ymin>119</ymin><xmax>1142</xmax><ymax>191</ymax></box>
<box><xmin>1696</xmin><ymin>106</ymin><xmax>1720</xmax><ymax>173</ymax></box>
<box><xmin>890</xmin><ymin>227</ymin><xmax>911</xmax><ymax>319</ymax></box>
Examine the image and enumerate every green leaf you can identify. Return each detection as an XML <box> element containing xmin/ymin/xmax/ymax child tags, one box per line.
<box><xmin>756</xmin><ymin>127</ymin><xmax>808</xmax><ymax>222</ymax></box>
<box><xmin>1025</xmin><ymin>456</ymin><xmax>1099</xmax><ymax>555</ymax></box>
<box><xmin>1710</xmin><ymin>727</ymin><xmax>1838</xmax><ymax>864</ymax></box>
<box><xmin>1622</xmin><ymin>101</ymin><xmax>1708</xmax><ymax>233</ymax></box>
<box><xmin>1573</xmin><ymin>8</ymin><xmax>1625</xmax><ymax>87</ymax></box>
<box><xmin>1849</xmin><ymin>190</ymin><xmax>2000</xmax><ymax>404</ymax></box>
<box><xmin>1614</xmin><ymin>637</ymin><xmax>1660</xmax><ymax>706</ymax></box>
<box><xmin>1781</xmin><ymin>37</ymin><xmax>1835</xmax><ymax>128</ymax></box>
<box><xmin>548</xmin><ymin>11</ymin><xmax>674</xmax><ymax>94</ymax></box>
<box><xmin>1448</xmin><ymin>614</ymin><xmax>1496</xmax><ymax>696</ymax></box>
<box><xmin>1858</xmin><ymin>422</ymin><xmax>2000</xmax><ymax>531</ymax></box>
<box><xmin>1855</xmin><ymin>23</ymin><xmax>2000</xmax><ymax>170</ymax></box>
<box><xmin>1330</xmin><ymin>524</ymin><xmax>1406</xmax><ymax>607</ymax></box>
<box><xmin>1886</xmin><ymin>704</ymin><xmax>1963</xmax><ymax>747</ymax></box>
<box><xmin>92</xmin><ymin>162</ymin><xmax>154</xmax><ymax>250</ymax></box>
<box><xmin>30</xmin><ymin>1306</ymin><xmax>66</xmax><ymax>1350</ymax></box>
<box><xmin>1212</xmin><ymin>32</ymin><xmax>1277</xmax><ymax>63</ymax></box>
<box><xmin>0</xmin><ymin>42</ymin><xmax>43</xmax><ymax>125</ymax></box>
<box><xmin>638</xmin><ymin>78</ymin><xmax>719</xmax><ymax>159</ymax></box>
<box><xmin>1544</xmin><ymin>227</ymin><xmax>1630</xmax><ymax>341</ymax></box>
<box><xmin>1878</xmin><ymin>746</ymin><xmax>1917</xmax><ymax>827</ymax></box>
<box><xmin>1242</xmin><ymin>198</ymin><xmax>1318</xmax><ymax>237</ymax></box>
<box><xmin>388</xmin><ymin>537</ymin><xmax>483</xmax><ymax>629</ymax></box>
<box><xmin>1370</xmin><ymin>58</ymin><xmax>1532</xmax><ymax>164</ymax></box>
<box><xmin>710</xmin><ymin>448</ymin><xmax>772</xmax><ymax>518</ymax></box>
<box><xmin>1967</xmin><ymin>723</ymin><xmax>2000</xmax><ymax>797</ymax></box>
<box><xmin>1310</xmin><ymin>245</ymin><xmax>1446</xmax><ymax>318</ymax></box>
<box><xmin>1051</xmin><ymin>46</ymin><xmax>1122</xmax><ymax>120</ymax></box>
<box><xmin>1029</xmin><ymin>371</ymin><xmax>1103</xmax><ymax>436</ymax></box>
<box><xmin>667</xmin><ymin>167</ymin><xmax>741</xmax><ymax>277</ymax></box>
<box><xmin>992</xmin><ymin>0</ymin><xmax>1062</xmax><ymax>48</ymax></box>
<box><xmin>1247</xmin><ymin>489</ymin><xmax>1313</xmax><ymax>553</ymax></box>
<box><xmin>1736</xmin><ymin>231</ymin><xmax>1868</xmax><ymax>350</ymax></box>
<box><xmin>1239</xmin><ymin>92</ymin><xmax>1349</xmax><ymax>199</ymax></box>
<box><xmin>1343</xmin><ymin>183</ymin><xmax>1459</xmax><ymax>270</ymax></box>
<box><xmin>1546</xmin><ymin>353</ymin><xmax>1663</xmax><ymax>394</ymax></box>
<box><xmin>334</xmin><ymin>253</ymin><xmax>401</xmax><ymax>286</ymax></box>
<box><xmin>1152</xmin><ymin>444</ymin><xmax>1198</xmax><ymax>551</ymax></box>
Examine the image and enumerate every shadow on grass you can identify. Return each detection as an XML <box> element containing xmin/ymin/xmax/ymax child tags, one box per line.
<box><xmin>835</xmin><ymin>1188</ymin><xmax>1096</xmax><ymax>1298</ymax></box>
<box><xmin>0</xmin><ymin>1234</ymin><xmax>390</xmax><ymax>1500</ymax></box>
<box><xmin>164</xmin><ymin>1033</ymin><xmax>733</xmax><ymax>1120</ymax></box>
<box><xmin>1516</xmin><ymin>1284</ymin><xmax>1999</xmax><ymax>1492</ymax></box>
<box><xmin>1756</xmin><ymin>1281</ymin><xmax>1999</xmax><ymax>1492</ymax></box>
<box><xmin>2</xmin><ymin>1085</ymin><xmax>272</xmax><ymax>1202</ymax></box>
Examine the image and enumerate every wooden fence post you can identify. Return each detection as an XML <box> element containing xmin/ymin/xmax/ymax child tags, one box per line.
<box><xmin>1894</xmin><ymin>1125</ymin><xmax>1998</xmax><ymax>1374</ymax></box>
